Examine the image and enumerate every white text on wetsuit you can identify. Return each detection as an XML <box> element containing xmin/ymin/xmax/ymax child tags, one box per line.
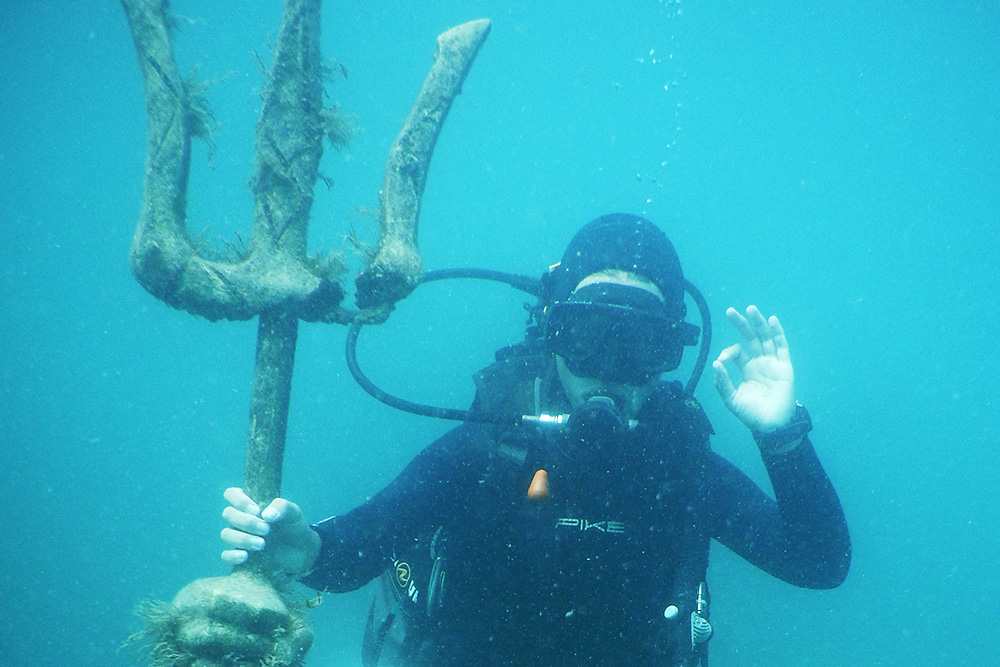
<box><xmin>556</xmin><ymin>518</ymin><xmax>626</xmax><ymax>533</ymax></box>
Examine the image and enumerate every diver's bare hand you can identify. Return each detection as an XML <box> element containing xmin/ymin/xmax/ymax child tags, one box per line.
<box><xmin>221</xmin><ymin>487</ymin><xmax>320</xmax><ymax>576</ymax></box>
<box><xmin>712</xmin><ymin>305</ymin><xmax>796</xmax><ymax>433</ymax></box>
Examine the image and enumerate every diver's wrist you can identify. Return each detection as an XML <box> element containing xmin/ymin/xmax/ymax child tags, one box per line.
<box><xmin>753</xmin><ymin>403</ymin><xmax>811</xmax><ymax>454</ymax></box>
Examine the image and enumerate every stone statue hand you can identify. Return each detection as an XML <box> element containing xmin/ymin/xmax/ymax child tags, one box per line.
<box><xmin>149</xmin><ymin>569</ymin><xmax>313</xmax><ymax>667</ymax></box>
<box><xmin>221</xmin><ymin>487</ymin><xmax>321</xmax><ymax>577</ymax></box>
<box><xmin>712</xmin><ymin>305</ymin><xmax>796</xmax><ymax>433</ymax></box>
<box><xmin>137</xmin><ymin>487</ymin><xmax>321</xmax><ymax>666</ymax></box>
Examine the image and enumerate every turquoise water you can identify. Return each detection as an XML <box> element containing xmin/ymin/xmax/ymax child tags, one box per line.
<box><xmin>1</xmin><ymin>1</ymin><xmax>997</xmax><ymax>665</ymax></box>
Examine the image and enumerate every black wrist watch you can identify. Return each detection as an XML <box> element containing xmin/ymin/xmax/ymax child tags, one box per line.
<box><xmin>753</xmin><ymin>403</ymin><xmax>812</xmax><ymax>454</ymax></box>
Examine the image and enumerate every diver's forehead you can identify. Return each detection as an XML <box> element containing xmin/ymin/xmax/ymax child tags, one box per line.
<box><xmin>574</xmin><ymin>270</ymin><xmax>665</xmax><ymax>301</ymax></box>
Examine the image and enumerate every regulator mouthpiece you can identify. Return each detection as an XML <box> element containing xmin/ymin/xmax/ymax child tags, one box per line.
<box><xmin>568</xmin><ymin>394</ymin><xmax>631</xmax><ymax>445</ymax></box>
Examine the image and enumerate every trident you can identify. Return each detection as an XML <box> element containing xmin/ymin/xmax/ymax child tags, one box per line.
<box><xmin>120</xmin><ymin>0</ymin><xmax>489</xmax><ymax>664</ymax></box>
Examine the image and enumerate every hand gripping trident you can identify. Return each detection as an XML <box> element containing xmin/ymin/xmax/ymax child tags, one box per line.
<box><xmin>120</xmin><ymin>1</ymin><xmax>489</xmax><ymax>664</ymax></box>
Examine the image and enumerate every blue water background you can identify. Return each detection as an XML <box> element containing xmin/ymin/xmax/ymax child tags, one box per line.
<box><xmin>2</xmin><ymin>1</ymin><xmax>997</xmax><ymax>665</ymax></box>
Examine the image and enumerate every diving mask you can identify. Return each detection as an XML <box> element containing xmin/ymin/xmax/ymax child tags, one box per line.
<box><xmin>544</xmin><ymin>282</ymin><xmax>699</xmax><ymax>385</ymax></box>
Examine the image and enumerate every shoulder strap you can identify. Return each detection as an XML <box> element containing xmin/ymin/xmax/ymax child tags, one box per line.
<box><xmin>469</xmin><ymin>343</ymin><xmax>557</xmax><ymax>482</ymax></box>
<box><xmin>471</xmin><ymin>342</ymin><xmax>552</xmax><ymax>417</ymax></box>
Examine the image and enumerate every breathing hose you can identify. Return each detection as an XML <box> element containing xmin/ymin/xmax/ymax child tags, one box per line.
<box><xmin>345</xmin><ymin>269</ymin><xmax>712</xmax><ymax>423</ymax></box>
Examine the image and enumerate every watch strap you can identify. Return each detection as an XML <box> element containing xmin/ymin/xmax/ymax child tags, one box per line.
<box><xmin>753</xmin><ymin>403</ymin><xmax>812</xmax><ymax>454</ymax></box>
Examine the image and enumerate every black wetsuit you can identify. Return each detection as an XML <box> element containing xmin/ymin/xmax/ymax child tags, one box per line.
<box><xmin>303</xmin><ymin>371</ymin><xmax>851</xmax><ymax>667</ymax></box>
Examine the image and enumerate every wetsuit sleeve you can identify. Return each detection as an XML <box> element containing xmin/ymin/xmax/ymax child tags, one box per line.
<box><xmin>300</xmin><ymin>423</ymin><xmax>490</xmax><ymax>593</ymax></box>
<box><xmin>703</xmin><ymin>437</ymin><xmax>851</xmax><ymax>589</ymax></box>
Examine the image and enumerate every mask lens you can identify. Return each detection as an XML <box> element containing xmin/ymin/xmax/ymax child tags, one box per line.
<box><xmin>546</xmin><ymin>302</ymin><xmax>673</xmax><ymax>384</ymax></box>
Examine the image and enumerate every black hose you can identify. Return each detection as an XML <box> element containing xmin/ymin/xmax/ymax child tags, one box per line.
<box><xmin>683</xmin><ymin>279</ymin><xmax>712</xmax><ymax>396</ymax></box>
<box><xmin>345</xmin><ymin>268</ymin><xmax>713</xmax><ymax>423</ymax></box>
<box><xmin>345</xmin><ymin>321</ymin><xmax>519</xmax><ymax>425</ymax></box>
<box><xmin>421</xmin><ymin>267</ymin><xmax>542</xmax><ymax>295</ymax></box>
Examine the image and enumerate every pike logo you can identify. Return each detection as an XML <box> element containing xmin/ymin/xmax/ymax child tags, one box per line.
<box><xmin>556</xmin><ymin>517</ymin><xmax>626</xmax><ymax>533</ymax></box>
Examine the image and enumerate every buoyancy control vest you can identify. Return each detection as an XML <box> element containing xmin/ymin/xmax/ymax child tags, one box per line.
<box><xmin>362</xmin><ymin>342</ymin><xmax>715</xmax><ymax>667</ymax></box>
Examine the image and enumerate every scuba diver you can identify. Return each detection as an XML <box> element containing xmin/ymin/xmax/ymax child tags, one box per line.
<box><xmin>220</xmin><ymin>213</ymin><xmax>851</xmax><ymax>666</ymax></box>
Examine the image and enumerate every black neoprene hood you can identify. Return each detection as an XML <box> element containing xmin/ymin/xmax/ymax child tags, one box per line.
<box><xmin>549</xmin><ymin>213</ymin><xmax>687</xmax><ymax>321</ymax></box>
